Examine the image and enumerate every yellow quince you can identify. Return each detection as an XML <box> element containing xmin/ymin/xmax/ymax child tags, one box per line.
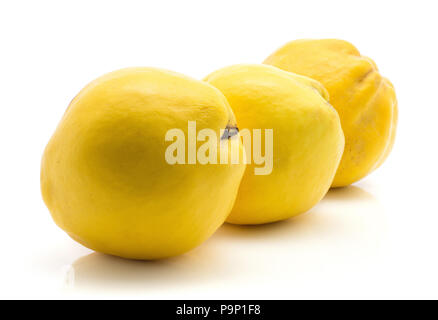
<box><xmin>41</xmin><ymin>68</ymin><xmax>245</xmax><ymax>260</ymax></box>
<box><xmin>265</xmin><ymin>39</ymin><xmax>398</xmax><ymax>187</ymax></box>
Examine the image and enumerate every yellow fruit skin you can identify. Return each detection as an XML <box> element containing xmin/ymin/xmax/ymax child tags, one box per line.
<box><xmin>41</xmin><ymin>68</ymin><xmax>246</xmax><ymax>260</ymax></box>
<box><xmin>205</xmin><ymin>64</ymin><xmax>345</xmax><ymax>225</ymax></box>
<box><xmin>264</xmin><ymin>39</ymin><xmax>398</xmax><ymax>187</ymax></box>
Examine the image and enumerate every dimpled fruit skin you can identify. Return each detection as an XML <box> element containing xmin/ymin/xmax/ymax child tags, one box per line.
<box><xmin>41</xmin><ymin>68</ymin><xmax>246</xmax><ymax>260</ymax></box>
<box><xmin>205</xmin><ymin>64</ymin><xmax>345</xmax><ymax>225</ymax></box>
<box><xmin>264</xmin><ymin>39</ymin><xmax>398</xmax><ymax>187</ymax></box>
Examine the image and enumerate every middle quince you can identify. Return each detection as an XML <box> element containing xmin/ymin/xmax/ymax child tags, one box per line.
<box><xmin>205</xmin><ymin>64</ymin><xmax>344</xmax><ymax>224</ymax></box>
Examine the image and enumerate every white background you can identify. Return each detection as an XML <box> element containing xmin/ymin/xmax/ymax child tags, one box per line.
<box><xmin>1</xmin><ymin>0</ymin><xmax>437</xmax><ymax>299</ymax></box>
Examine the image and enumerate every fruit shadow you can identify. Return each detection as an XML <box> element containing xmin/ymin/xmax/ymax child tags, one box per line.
<box><xmin>66</xmin><ymin>185</ymin><xmax>384</xmax><ymax>294</ymax></box>
<box><xmin>216</xmin><ymin>185</ymin><xmax>378</xmax><ymax>240</ymax></box>
<box><xmin>324</xmin><ymin>185</ymin><xmax>376</xmax><ymax>202</ymax></box>
<box><xmin>67</xmin><ymin>243</ymin><xmax>228</xmax><ymax>294</ymax></box>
